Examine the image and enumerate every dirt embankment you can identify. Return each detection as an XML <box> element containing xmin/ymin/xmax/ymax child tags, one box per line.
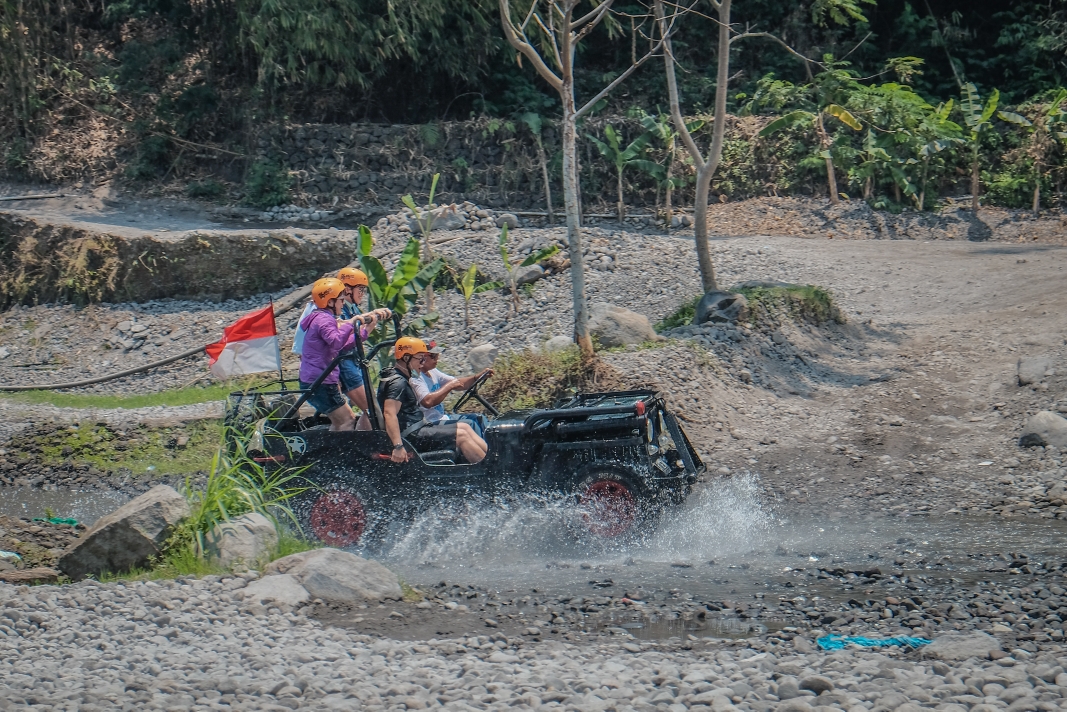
<box><xmin>0</xmin><ymin>211</ymin><xmax>358</xmax><ymax>307</ymax></box>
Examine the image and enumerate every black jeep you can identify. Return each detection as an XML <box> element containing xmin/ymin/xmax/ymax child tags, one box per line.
<box><xmin>226</xmin><ymin>327</ymin><xmax>705</xmax><ymax>548</ymax></box>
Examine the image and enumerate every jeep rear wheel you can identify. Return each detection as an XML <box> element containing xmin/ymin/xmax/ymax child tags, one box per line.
<box><xmin>294</xmin><ymin>478</ymin><xmax>382</xmax><ymax>549</ymax></box>
<box><xmin>580</xmin><ymin>478</ymin><xmax>639</xmax><ymax>538</ymax></box>
<box><xmin>309</xmin><ymin>488</ymin><xmax>367</xmax><ymax>547</ymax></box>
<box><xmin>567</xmin><ymin>467</ymin><xmax>653</xmax><ymax>543</ymax></box>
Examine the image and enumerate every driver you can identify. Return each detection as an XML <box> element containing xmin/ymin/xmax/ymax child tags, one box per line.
<box><xmin>378</xmin><ymin>337</ymin><xmax>488</xmax><ymax>464</ymax></box>
<box><xmin>410</xmin><ymin>343</ymin><xmax>491</xmax><ymax>437</ymax></box>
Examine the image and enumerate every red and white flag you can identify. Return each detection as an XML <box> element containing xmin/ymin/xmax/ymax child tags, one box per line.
<box><xmin>205</xmin><ymin>305</ymin><xmax>281</xmax><ymax>380</ymax></box>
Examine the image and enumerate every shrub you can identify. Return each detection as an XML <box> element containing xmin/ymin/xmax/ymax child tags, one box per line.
<box><xmin>244</xmin><ymin>159</ymin><xmax>292</xmax><ymax>209</ymax></box>
<box><xmin>736</xmin><ymin>285</ymin><xmax>844</xmax><ymax>325</ymax></box>
<box><xmin>477</xmin><ymin>347</ymin><xmax>624</xmax><ymax>411</ymax></box>
<box><xmin>185</xmin><ymin>179</ymin><xmax>225</xmax><ymax>199</ymax></box>
<box><xmin>655</xmin><ymin>296</ymin><xmax>700</xmax><ymax>331</ymax></box>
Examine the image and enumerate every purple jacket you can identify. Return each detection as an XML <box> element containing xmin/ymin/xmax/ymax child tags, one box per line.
<box><xmin>298</xmin><ymin>309</ymin><xmax>354</xmax><ymax>385</ymax></box>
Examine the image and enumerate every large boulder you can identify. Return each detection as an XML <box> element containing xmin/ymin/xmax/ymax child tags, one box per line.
<box><xmin>512</xmin><ymin>264</ymin><xmax>545</xmax><ymax>287</ymax></box>
<box><xmin>1020</xmin><ymin>411</ymin><xmax>1067</xmax><ymax>449</ymax></box>
<box><xmin>205</xmin><ymin>512</ymin><xmax>278</xmax><ymax>569</ymax></box>
<box><xmin>542</xmin><ymin>335</ymin><xmax>574</xmax><ymax>353</ymax></box>
<box><xmin>494</xmin><ymin>213</ymin><xmax>520</xmax><ymax>229</ymax></box>
<box><xmin>921</xmin><ymin>631</ymin><xmax>1001</xmax><ymax>661</ymax></box>
<box><xmin>242</xmin><ymin>573</ymin><xmax>310</xmax><ymax>608</ymax></box>
<box><xmin>696</xmin><ymin>291</ymin><xmax>749</xmax><ymax>324</ymax></box>
<box><xmin>58</xmin><ymin>485</ymin><xmax>189</xmax><ymax>579</ymax></box>
<box><xmin>1018</xmin><ymin>356</ymin><xmax>1054</xmax><ymax>386</ymax></box>
<box><xmin>468</xmin><ymin>343</ymin><xmax>499</xmax><ymax>371</ymax></box>
<box><xmin>265</xmin><ymin>548</ymin><xmax>402</xmax><ymax>603</ymax></box>
<box><xmin>0</xmin><ymin>568</ymin><xmax>60</xmax><ymax>584</ymax></box>
<box><xmin>408</xmin><ymin>204</ymin><xmax>466</xmax><ymax>233</ymax></box>
<box><xmin>588</xmin><ymin>302</ymin><xmax>661</xmax><ymax>348</ymax></box>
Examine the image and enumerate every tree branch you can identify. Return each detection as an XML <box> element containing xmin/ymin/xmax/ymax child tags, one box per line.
<box><xmin>573</xmin><ymin>0</ymin><xmax>615</xmax><ymax>29</ymax></box>
<box><xmin>574</xmin><ymin>38</ymin><xmax>664</xmax><ymax>119</ymax></box>
<box><xmin>500</xmin><ymin>0</ymin><xmax>563</xmax><ymax>92</ymax></box>
<box><xmin>654</xmin><ymin>0</ymin><xmax>705</xmax><ymax>171</ymax></box>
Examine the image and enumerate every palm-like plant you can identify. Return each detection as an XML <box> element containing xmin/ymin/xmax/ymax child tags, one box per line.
<box><xmin>959</xmin><ymin>83</ymin><xmax>1002</xmax><ymax>213</ymax></box>
<box><xmin>587</xmin><ymin>123</ymin><xmax>653</xmax><ymax>223</ymax></box>
<box><xmin>759</xmin><ymin>60</ymin><xmax>863</xmax><ymax>204</ymax></box>
<box><xmin>631</xmin><ymin>112</ymin><xmax>704</xmax><ymax>227</ymax></box>
<box><xmin>498</xmin><ymin>224</ymin><xmax>559</xmax><ymax>312</ymax></box>
<box><xmin>998</xmin><ymin>88</ymin><xmax>1067</xmax><ymax>214</ymax></box>
<box><xmin>402</xmin><ymin>173</ymin><xmax>441</xmax><ymax>310</ymax></box>
<box><xmin>519</xmin><ymin>112</ymin><xmax>555</xmax><ymax>224</ymax></box>
<box><xmin>456</xmin><ymin>265</ymin><xmax>503</xmax><ymax>331</ymax></box>
<box><xmin>355</xmin><ymin>225</ymin><xmax>444</xmax><ymax>341</ymax></box>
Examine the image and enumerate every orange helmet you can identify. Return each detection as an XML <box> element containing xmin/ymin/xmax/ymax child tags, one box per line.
<box><xmin>394</xmin><ymin>336</ymin><xmax>427</xmax><ymax>360</ymax></box>
<box><xmin>337</xmin><ymin>267</ymin><xmax>369</xmax><ymax>288</ymax></box>
<box><xmin>311</xmin><ymin>277</ymin><xmax>345</xmax><ymax>308</ymax></box>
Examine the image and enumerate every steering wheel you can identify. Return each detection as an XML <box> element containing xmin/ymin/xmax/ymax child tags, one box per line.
<box><xmin>451</xmin><ymin>370</ymin><xmax>494</xmax><ymax>414</ymax></box>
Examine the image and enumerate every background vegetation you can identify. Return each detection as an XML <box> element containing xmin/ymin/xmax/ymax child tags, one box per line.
<box><xmin>2</xmin><ymin>0</ymin><xmax>1067</xmax><ymax>211</ymax></box>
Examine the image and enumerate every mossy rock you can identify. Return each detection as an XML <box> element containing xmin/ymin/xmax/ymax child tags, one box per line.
<box><xmin>734</xmin><ymin>284</ymin><xmax>844</xmax><ymax>326</ymax></box>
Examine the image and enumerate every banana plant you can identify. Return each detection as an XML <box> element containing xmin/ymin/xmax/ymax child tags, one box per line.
<box><xmin>760</xmin><ymin>103</ymin><xmax>862</xmax><ymax>204</ymax></box>
<box><xmin>519</xmin><ymin>112</ymin><xmax>554</xmax><ymax>224</ymax></box>
<box><xmin>960</xmin><ymin>83</ymin><xmax>1001</xmax><ymax>213</ymax></box>
<box><xmin>631</xmin><ymin>113</ymin><xmax>704</xmax><ymax>227</ymax></box>
<box><xmin>997</xmin><ymin>88</ymin><xmax>1067</xmax><ymax>215</ymax></box>
<box><xmin>455</xmin><ymin>265</ymin><xmax>503</xmax><ymax>330</ymax></box>
<box><xmin>498</xmin><ymin>223</ymin><xmax>559</xmax><ymax>312</ymax></box>
<box><xmin>587</xmin><ymin>123</ymin><xmax>653</xmax><ymax>224</ymax></box>
<box><xmin>912</xmin><ymin>100</ymin><xmax>964</xmax><ymax>210</ymax></box>
<box><xmin>401</xmin><ymin>172</ymin><xmax>441</xmax><ymax>310</ymax></box>
<box><xmin>356</xmin><ymin>225</ymin><xmax>443</xmax><ymax>348</ymax></box>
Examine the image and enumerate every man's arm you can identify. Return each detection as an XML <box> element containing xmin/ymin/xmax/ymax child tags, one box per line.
<box><xmin>414</xmin><ymin>375</ymin><xmax>460</xmax><ymax>408</ymax></box>
<box><xmin>453</xmin><ymin>368</ymin><xmax>493</xmax><ymax>391</ymax></box>
<box><xmin>383</xmin><ymin>399</ymin><xmax>411</xmax><ymax>463</ymax></box>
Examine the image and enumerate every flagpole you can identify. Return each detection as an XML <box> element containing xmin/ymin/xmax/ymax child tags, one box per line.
<box><xmin>270</xmin><ymin>296</ymin><xmax>287</xmax><ymax>391</ymax></box>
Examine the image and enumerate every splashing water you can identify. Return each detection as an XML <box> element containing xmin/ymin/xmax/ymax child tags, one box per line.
<box><xmin>640</xmin><ymin>471</ymin><xmax>774</xmax><ymax>561</ymax></box>
<box><xmin>380</xmin><ymin>472</ymin><xmax>774</xmax><ymax>572</ymax></box>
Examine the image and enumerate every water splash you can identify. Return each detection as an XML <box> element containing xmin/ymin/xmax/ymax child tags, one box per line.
<box><xmin>380</xmin><ymin>472</ymin><xmax>774</xmax><ymax>569</ymax></box>
<box><xmin>640</xmin><ymin>471</ymin><xmax>774</xmax><ymax>561</ymax></box>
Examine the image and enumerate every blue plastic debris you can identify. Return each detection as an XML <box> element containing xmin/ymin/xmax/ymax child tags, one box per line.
<box><xmin>818</xmin><ymin>635</ymin><xmax>932</xmax><ymax>651</ymax></box>
<box><xmin>0</xmin><ymin>550</ymin><xmax>21</xmax><ymax>561</ymax></box>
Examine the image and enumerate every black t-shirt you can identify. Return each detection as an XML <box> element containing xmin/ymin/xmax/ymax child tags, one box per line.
<box><xmin>377</xmin><ymin>367</ymin><xmax>423</xmax><ymax>432</ymax></box>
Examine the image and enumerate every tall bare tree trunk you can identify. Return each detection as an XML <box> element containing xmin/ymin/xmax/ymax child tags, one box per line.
<box><xmin>535</xmin><ymin>137</ymin><xmax>554</xmax><ymax>223</ymax></box>
<box><xmin>664</xmin><ymin>151</ymin><xmax>674</xmax><ymax>227</ymax></box>
<box><xmin>685</xmin><ymin>0</ymin><xmax>731</xmax><ymax>293</ymax></box>
<box><xmin>817</xmin><ymin>114</ymin><xmax>839</xmax><ymax>204</ymax></box>
<box><xmin>1033</xmin><ymin>165</ymin><xmax>1042</xmax><ymax>215</ymax></box>
<box><xmin>617</xmin><ymin>167</ymin><xmax>624</xmax><ymax>224</ymax></box>
<box><xmin>971</xmin><ymin>150</ymin><xmax>981</xmax><ymax>212</ymax></box>
<box><xmin>561</xmin><ymin>80</ymin><xmax>592</xmax><ymax>355</ymax></box>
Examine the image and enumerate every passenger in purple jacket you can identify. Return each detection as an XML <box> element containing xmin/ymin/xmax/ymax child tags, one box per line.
<box><xmin>298</xmin><ymin>278</ymin><xmax>363</xmax><ymax>431</ymax></box>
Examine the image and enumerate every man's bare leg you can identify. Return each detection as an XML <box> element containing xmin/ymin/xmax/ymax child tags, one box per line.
<box><xmin>346</xmin><ymin>388</ymin><xmax>371</xmax><ymax>431</ymax></box>
<box><xmin>327</xmin><ymin>405</ymin><xmax>355</xmax><ymax>432</ymax></box>
<box><xmin>455</xmin><ymin>422</ymin><xmax>488</xmax><ymax>463</ymax></box>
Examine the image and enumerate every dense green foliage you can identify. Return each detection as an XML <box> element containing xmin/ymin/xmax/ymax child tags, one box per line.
<box><xmin>2</xmin><ymin>0</ymin><xmax>1067</xmax><ymax>209</ymax></box>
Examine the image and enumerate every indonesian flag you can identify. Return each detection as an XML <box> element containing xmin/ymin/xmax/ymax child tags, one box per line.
<box><xmin>205</xmin><ymin>305</ymin><xmax>281</xmax><ymax>379</ymax></box>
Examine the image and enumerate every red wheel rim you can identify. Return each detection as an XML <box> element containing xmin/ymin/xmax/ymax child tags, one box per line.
<box><xmin>309</xmin><ymin>490</ymin><xmax>367</xmax><ymax>546</ymax></box>
<box><xmin>579</xmin><ymin>479</ymin><xmax>638</xmax><ymax>538</ymax></box>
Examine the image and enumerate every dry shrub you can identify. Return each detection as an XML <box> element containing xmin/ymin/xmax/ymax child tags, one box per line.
<box><xmin>477</xmin><ymin>347</ymin><xmax>627</xmax><ymax>413</ymax></box>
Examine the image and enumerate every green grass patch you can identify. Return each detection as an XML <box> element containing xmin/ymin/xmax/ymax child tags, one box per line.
<box><xmin>25</xmin><ymin>420</ymin><xmax>221</xmax><ymax>475</ymax></box>
<box><xmin>735</xmin><ymin>284</ymin><xmax>844</xmax><ymax>325</ymax></box>
<box><xmin>655</xmin><ymin>296</ymin><xmax>701</xmax><ymax>332</ymax></box>
<box><xmin>0</xmin><ymin>377</ymin><xmax>271</xmax><ymax>410</ymax></box>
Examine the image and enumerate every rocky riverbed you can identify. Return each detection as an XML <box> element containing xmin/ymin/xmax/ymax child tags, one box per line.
<box><xmin>4</xmin><ymin>564</ymin><xmax>1067</xmax><ymax>711</ymax></box>
<box><xmin>1</xmin><ymin>192</ymin><xmax>1066</xmax><ymax>710</ymax></box>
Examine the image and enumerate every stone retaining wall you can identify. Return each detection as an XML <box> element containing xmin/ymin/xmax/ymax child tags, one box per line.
<box><xmin>0</xmin><ymin>213</ymin><xmax>356</xmax><ymax>307</ymax></box>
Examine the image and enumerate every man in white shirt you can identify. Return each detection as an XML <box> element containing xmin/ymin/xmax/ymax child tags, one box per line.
<box><xmin>409</xmin><ymin>344</ymin><xmax>491</xmax><ymax>428</ymax></box>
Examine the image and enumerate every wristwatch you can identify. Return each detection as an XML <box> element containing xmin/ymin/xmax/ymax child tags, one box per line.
<box><xmin>392</xmin><ymin>443</ymin><xmax>404</xmax><ymax>451</ymax></box>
